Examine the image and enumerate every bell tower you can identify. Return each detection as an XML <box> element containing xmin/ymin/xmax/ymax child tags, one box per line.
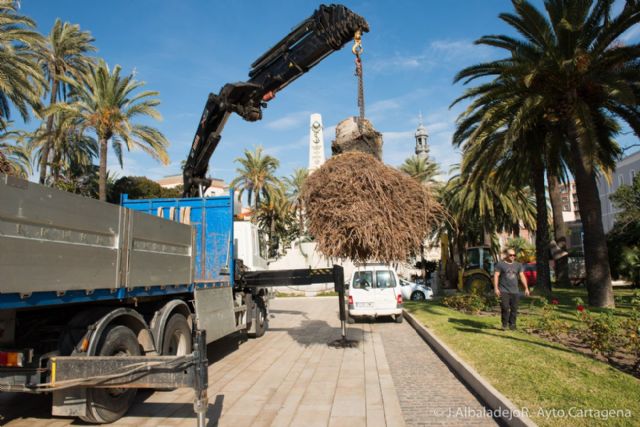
<box><xmin>415</xmin><ymin>113</ymin><xmax>429</xmax><ymax>161</ymax></box>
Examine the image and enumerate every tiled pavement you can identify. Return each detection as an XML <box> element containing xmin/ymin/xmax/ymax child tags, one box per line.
<box><xmin>374</xmin><ymin>319</ymin><xmax>498</xmax><ymax>426</ymax></box>
<box><xmin>0</xmin><ymin>298</ymin><xmax>496</xmax><ymax>426</ymax></box>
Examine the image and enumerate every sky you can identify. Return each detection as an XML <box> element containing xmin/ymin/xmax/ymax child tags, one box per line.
<box><xmin>17</xmin><ymin>0</ymin><xmax>640</xmax><ymax>187</ymax></box>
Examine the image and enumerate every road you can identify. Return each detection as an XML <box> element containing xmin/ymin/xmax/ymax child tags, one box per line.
<box><xmin>0</xmin><ymin>297</ymin><xmax>496</xmax><ymax>426</ymax></box>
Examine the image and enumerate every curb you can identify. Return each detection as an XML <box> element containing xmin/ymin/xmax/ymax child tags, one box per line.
<box><xmin>403</xmin><ymin>310</ymin><xmax>537</xmax><ymax>427</ymax></box>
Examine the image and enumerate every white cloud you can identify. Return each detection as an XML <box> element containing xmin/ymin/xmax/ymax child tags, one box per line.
<box><xmin>265</xmin><ymin>111</ymin><xmax>312</xmax><ymax>130</ymax></box>
<box><xmin>369</xmin><ymin>38</ymin><xmax>496</xmax><ymax>74</ymax></box>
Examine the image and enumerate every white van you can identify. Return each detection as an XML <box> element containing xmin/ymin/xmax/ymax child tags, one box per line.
<box><xmin>347</xmin><ymin>264</ymin><xmax>403</xmax><ymax>323</ymax></box>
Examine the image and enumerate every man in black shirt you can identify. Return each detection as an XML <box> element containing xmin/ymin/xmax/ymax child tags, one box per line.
<box><xmin>493</xmin><ymin>249</ymin><xmax>530</xmax><ymax>330</ymax></box>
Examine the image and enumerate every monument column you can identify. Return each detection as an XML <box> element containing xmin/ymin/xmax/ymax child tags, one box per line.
<box><xmin>309</xmin><ymin>113</ymin><xmax>325</xmax><ymax>173</ymax></box>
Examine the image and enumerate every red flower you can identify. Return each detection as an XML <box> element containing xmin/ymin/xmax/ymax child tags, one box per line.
<box><xmin>577</xmin><ymin>305</ymin><xmax>585</xmax><ymax>312</ymax></box>
<box><xmin>551</xmin><ymin>299</ymin><xmax>559</xmax><ymax>305</ymax></box>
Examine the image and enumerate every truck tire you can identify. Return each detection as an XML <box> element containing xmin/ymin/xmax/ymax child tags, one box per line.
<box><xmin>464</xmin><ymin>273</ymin><xmax>492</xmax><ymax>295</ymax></box>
<box><xmin>81</xmin><ymin>325</ymin><xmax>141</xmax><ymax>424</ymax></box>
<box><xmin>248</xmin><ymin>297</ymin><xmax>267</xmax><ymax>338</ymax></box>
<box><xmin>395</xmin><ymin>314</ymin><xmax>403</xmax><ymax>323</ymax></box>
<box><xmin>162</xmin><ymin>314</ymin><xmax>192</xmax><ymax>356</ymax></box>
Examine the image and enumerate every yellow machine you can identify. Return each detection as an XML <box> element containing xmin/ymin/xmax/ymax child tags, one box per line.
<box><xmin>457</xmin><ymin>246</ymin><xmax>495</xmax><ymax>294</ymax></box>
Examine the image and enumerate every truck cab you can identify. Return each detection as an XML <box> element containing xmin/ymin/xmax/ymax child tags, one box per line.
<box><xmin>233</xmin><ymin>220</ymin><xmax>268</xmax><ymax>271</ymax></box>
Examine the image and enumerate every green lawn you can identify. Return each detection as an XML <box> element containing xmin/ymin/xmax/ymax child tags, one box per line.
<box><xmin>405</xmin><ymin>289</ymin><xmax>640</xmax><ymax>427</ymax></box>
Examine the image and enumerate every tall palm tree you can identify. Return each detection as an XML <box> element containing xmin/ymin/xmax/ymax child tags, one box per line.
<box><xmin>0</xmin><ymin>0</ymin><xmax>45</xmax><ymax>130</ymax></box>
<box><xmin>284</xmin><ymin>168</ymin><xmax>308</xmax><ymax>236</ymax></box>
<box><xmin>452</xmin><ymin>0</ymin><xmax>639</xmax><ymax>307</ymax></box>
<box><xmin>400</xmin><ymin>155</ymin><xmax>441</xmax><ymax>186</ymax></box>
<box><xmin>0</xmin><ymin>127</ymin><xmax>30</xmax><ymax>177</ymax></box>
<box><xmin>53</xmin><ymin>60</ymin><xmax>169</xmax><ymax>201</ymax></box>
<box><xmin>457</xmin><ymin>124</ymin><xmax>555</xmax><ymax>291</ymax></box>
<box><xmin>230</xmin><ymin>146</ymin><xmax>280</xmax><ymax>211</ymax></box>
<box><xmin>36</xmin><ymin>18</ymin><xmax>96</xmax><ymax>184</ymax></box>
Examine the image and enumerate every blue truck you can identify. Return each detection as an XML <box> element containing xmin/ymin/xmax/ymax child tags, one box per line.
<box><xmin>0</xmin><ymin>4</ymin><xmax>366</xmax><ymax>424</ymax></box>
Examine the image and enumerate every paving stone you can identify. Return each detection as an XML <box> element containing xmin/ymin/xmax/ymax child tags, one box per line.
<box><xmin>374</xmin><ymin>317</ymin><xmax>498</xmax><ymax>426</ymax></box>
<box><xmin>0</xmin><ymin>298</ymin><xmax>496</xmax><ymax>426</ymax></box>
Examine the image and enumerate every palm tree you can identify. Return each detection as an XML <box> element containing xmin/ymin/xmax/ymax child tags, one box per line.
<box><xmin>547</xmin><ymin>172</ymin><xmax>570</xmax><ymax>287</ymax></box>
<box><xmin>0</xmin><ymin>127</ymin><xmax>30</xmax><ymax>177</ymax></box>
<box><xmin>36</xmin><ymin>18</ymin><xmax>96</xmax><ymax>184</ymax></box>
<box><xmin>230</xmin><ymin>146</ymin><xmax>280</xmax><ymax>211</ymax></box>
<box><xmin>52</xmin><ymin>60</ymin><xmax>169</xmax><ymax>201</ymax></box>
<box><xmin>400</xmin><ymin>155</ymin><xmax>441</xmax><ymax>186</ymax></box>
<box><xmin>29</xmin><ymin>113</ymin><xmax>98</xmax><ymax>187</ymax></box>
<box><xmin>256</xmin><ymin>187</ymin><xmax>296</xmax><ymax>257</ymax></box>
<box><xmin>0</xmin><ymin>1</ymin><xmax>45</xmax><ymax>130</ymax></box>
<box><xmin>284</xmin><ymin>168</ymin><xmax>308</xmax><ymax>237</ymax></box>
<box><xmin>440</xmin><ymin>167</ymin><xmax>537</xmax><ymax>266</ymax></box>
<box><xmin>452</xmin><ymin>0</ymin><xmax>639</xmax><ymax>307</ymax></box>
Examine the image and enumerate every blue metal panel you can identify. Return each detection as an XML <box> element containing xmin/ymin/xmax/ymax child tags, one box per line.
<box><xmin>122</xmin><ymin>193</ymin><xmax>234</xmax><ymax>285</ymax></box>
<box><xmin>0</xmin><ymin>282</ymin><xmax>232</xmax><ymax>310</ymax></box>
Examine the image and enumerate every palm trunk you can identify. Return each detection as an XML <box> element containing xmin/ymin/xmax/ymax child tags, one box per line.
<box><xmin>547</xmin><ymin>172</ymin><xmax>570</xmax><ymax>288</ymax></box>
<box><xmin>99</xmin><ymin>137</ymin><xmax>108</xmax><ymax>201</ymax></box>
<box><xmin>270</xmin><ymin>217</ymin><xmax>276</xmax><ymax>257</ymax></box>
<box><xmin>39</xmin><ymin>79</ymin><xmax>59</xmax><ymax>184</ymax></box>
<box><xmin>298</xmin><ymin>205</ymin><xmax>304</xmax><ymax>237</ymax></box>
<box><xmin>567</xmin><ymin>122</ymin><xmax>614</xmax><ymax>307</ymax></box>
<box><xmin>532</xmin><ymin>156</ymin><xmax>551</xmax><ymax>294</ymax></box>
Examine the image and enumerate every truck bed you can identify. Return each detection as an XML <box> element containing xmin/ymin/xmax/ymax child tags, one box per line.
<box><xmin>0</xmin><ymin>175</ymin><xmax>194</xmax><ymax>309</ymax></box>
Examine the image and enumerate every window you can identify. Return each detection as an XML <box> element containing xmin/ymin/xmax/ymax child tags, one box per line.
<box><xmin>352</xmin><ymin>271</ymin><xmax>373</xmax><ymax>289</ymax></box>
<box><xmin>376</xmin><ymin>271</ymin><xmax>396</xmax><ymax>288</ymax></box>
<box><xmin>618</xmin><ymin>174</ymin><xmax>624</xmax><ymax>187</ymax></box>
<box><xmin>631</xmin><ymin>170</ymin><xmax>636</xmax><ymax>182</ymax></box>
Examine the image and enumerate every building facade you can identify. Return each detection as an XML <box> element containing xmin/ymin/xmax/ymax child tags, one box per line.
<box><xmin>598</xmin><ymin>150</ymin><xmax>640</xmax><ymax>234</ymax></box>
<box><xmin>156</xmin><ymin>175</ymin><xmax>228</xmax><ymax>197</ymax></box>
<box><xmin>559</xmin><ymin>181</ymin><xmax>579</xmax><ymax>222</ymax></box>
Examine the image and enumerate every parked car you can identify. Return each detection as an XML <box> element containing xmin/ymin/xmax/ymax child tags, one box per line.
<box><xmin>523</xmin><ymin>263</ymin><xmax>537</xmax><ymax>288</ymax></box>
<box><xmin>347</xmin><ymin>264</ymin><xmax>404</xmax><ymax>323</ymax></box>
<box><xmin>399</xmin><ymin>278</ymin><xmax>434</xmax><ymax>301</ymax></box>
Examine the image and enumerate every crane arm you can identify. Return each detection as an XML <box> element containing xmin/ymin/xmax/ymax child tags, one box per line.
<box><xmin>183</xmin><ymin>4</ymin><xmax>369</xmax><ymax>197</ymax></box>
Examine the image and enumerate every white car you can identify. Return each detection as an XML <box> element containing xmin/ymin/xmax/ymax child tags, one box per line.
<box><xmin>347</xmin><ymin>264</ymin><xmax>403</xmax><ymax>323</ymax></box>
<box><xmin>399</xmin><ymin>278</ymin><xmax>434</xmax><ymax>301</ymax></box>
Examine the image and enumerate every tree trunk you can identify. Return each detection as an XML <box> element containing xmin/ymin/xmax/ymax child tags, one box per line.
<box><xmin>298</xmin><ymin>205</ymin><xmax>304</xmax><ymax>237</ymax></box>
<box><xmin>532</xmin><ymin>156</ymin><xmax>551</xmax><ymax>294</ymax></box>
<box><xmin>39</xmin><ymin>79</ymin><xmax>59</xmax><ymax>184</ymax></box>
<box><xmin>547</xmin><ymin>172</ymin><xmax>570</xmax><ymax>287</ymax></box>
<box><xmin>99</xmin><ymin>137</ymin><xmax>108</xmax><ymax>201</ymax></box>
<box><xmin>567</xmin><ymin>123</ymin><xmax>615</xmax><ymax>307</ymax></box>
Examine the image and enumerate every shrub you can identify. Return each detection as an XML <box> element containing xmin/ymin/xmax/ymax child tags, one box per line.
<box><xmin>573</xmin><ymin>297</ymin><xmax>622</xmax><ymax>362</ymax></box>
<box><xmin>620</xmin><ymin>291</ymin><xmax>640</xmax><ymax>372</ymax></box>
<box><xmin>442</xmin><ymin>293</ymin><xmax>485</xmax><ymax>314</ymax></box>
<box><xmin>530</xmin><ymin>297</ymin><xmax>569</xmax><ymax>339</ymax></box>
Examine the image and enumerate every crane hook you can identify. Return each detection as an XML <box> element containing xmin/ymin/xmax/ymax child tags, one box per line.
<box><xmin>352</xmin><ymin>30</ymin><xmax>363</xmax><ymax>55</ymax></box>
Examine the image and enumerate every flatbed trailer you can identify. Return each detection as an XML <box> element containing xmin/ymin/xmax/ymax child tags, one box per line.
<box><xmin>0</xmin><ymin>175</ymin><xmax>346</xmax><ymax>424</ymax></box>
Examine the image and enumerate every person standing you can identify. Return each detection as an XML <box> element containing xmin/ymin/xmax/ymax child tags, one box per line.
<box><xmin>494</xmin><ymin>249</ymin><xmax>529</xmax><ymax>330</ymax></box>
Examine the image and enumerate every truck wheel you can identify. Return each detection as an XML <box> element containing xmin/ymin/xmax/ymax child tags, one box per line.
<box><xmin>81</xmin><ymin>325</ymin><xmax>141</xmax><ymax>424</ymax></box>
<box><xmin>248</xmin><ymin>297</ymin><xmax>267</xmax><ymax>338</ymax></box>
<box><xmin>464</xmin><ymin>274</ymin><xmax>492</xmax><ymax>295</ymax></box>
<box><xmin>395</xmin><ymin>314</ymin><xmax>403</xmax><ymax>323</ymax></box>
<box><xmin>162</xmin><ymin>314</ymin><xmax>192</xmax><ymax>356</ymax></box>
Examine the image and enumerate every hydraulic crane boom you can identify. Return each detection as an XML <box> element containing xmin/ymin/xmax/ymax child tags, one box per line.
<box><xmin>183</xmin><ymin>4</ymin><xmax>369</xmax><ymax>197</ymax></box>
